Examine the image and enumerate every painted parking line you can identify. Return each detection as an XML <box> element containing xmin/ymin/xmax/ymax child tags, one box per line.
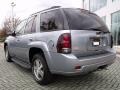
<box><xmin>117</xmin><ymin>54</ymin><xmax>120</xmax><ymax>58</ymax></box>
<box><xmin>0</xmin><ymin>43</ymin><xmax>3</xmax><ymax>46</ymax></box>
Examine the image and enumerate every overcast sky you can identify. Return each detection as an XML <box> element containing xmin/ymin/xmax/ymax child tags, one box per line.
<box><xmin>0</xmin><ymin>0</ymin><xmax>83</xmax><ymax>28</ymax></box>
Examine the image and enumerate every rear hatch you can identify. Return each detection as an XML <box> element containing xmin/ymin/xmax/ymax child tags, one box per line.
<box><xmin>63</xmin><ymin>8</ymin><xmax>111</xmax><ymax>57</ymax></box>
<box><xmin>71</xmin><ymin>30</ymin><xmax>111</xmax><ymax>57</ymax></box>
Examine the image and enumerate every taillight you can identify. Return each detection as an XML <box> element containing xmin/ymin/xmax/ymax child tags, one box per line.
<box><xmin>111</xmin><ymin>35</ymin><xmax>113</xmax><ymax>48</ymax></box>
<box><xmin>57</xmin><ymin>33</ymin><xmax>71</xmax><ymax>54</ymax></box>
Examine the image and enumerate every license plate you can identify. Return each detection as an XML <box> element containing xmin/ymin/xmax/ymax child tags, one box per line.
<box><xmin>90</xmin><ymin>37</ymin><xmax>100</xmax><ymax>46</ymax></box>
<box><xmin>93</xmin><ymin>41</ymin><xmax>100</xmax><ymax>46</ymax></box>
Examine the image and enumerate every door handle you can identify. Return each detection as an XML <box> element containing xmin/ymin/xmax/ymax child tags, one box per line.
<box><xmin>17</xmin><ymin>39</ymin><xmax>20</xmax><ymax>41</ymax></box>
<box><xmin>29</xmin><ymin>38</ymin><xmax>33</xmax><ymax>41</ymax></box>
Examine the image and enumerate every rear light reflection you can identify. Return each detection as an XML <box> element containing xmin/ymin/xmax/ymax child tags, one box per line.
<box><xmin>75</xmin><ymin>66</ymin><xmax>81</xmax><ymax>70</ymax></box>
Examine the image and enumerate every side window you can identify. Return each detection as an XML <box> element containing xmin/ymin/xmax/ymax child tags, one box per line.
<box><xmin>16</xmin><ymin>20</ymin><xmax>26</xmax><ymax>35</ymax></box>
<box><xmin>31</xmin><ymin>17</ymin><xmax>36</xmax><ymax>33</ymax></box>
<box><xmin>24</xmin><ymin>16</ymin><xmax>36</xmax><ymax>34</ymax></box>
<box><xmin>40</xmin><ymin>9</ymin><xmax>64</xmax><ymax>32</ymax></box>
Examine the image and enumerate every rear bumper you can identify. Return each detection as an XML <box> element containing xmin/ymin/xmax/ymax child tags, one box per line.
<box><xmin>48</xmin><ymin>51</ymin><xmax>116</xmax><ymax>75</ymax></box>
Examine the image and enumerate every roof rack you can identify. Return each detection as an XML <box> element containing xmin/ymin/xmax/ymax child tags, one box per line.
<box><xmin>49</xmin><ymin>6</ymin><xmax>61</xmax><ymax>9</ymax></box>
<box><xmin>31</xmin><ymin>6</ymin><xmax>61</xmax><ymax>16</ymax></box>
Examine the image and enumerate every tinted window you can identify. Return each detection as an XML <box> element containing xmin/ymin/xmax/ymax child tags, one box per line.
<box><xmin>31</xmin><ymin>17</ymin><xmax>36</xmax><ymax>33</ymax></box>
<box><xmin>63</xmin><ymin>8</ymin><xmax>109</xmax><ymax>32</ymax></box>
<box><xmin>16</xmin><ymin>20</ymin><xmax>26</xmax><ymax>35</ymax></box>
<box><xmin>40</xmin><ymin>9</ymin><xmax>64</xmax><ymax>32</ymax></box>
<box><xmin>25</xmin><ymin>16</ymin><xmax>36</xmax><ymax>34</ymax></box>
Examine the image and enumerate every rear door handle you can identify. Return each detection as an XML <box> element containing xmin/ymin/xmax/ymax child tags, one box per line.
<box><xmin>17</xmin><ymin>39</ymin><xmax>20</xmax><ymax>41</ymax></box>
<box><xmin>29</xmin><ymin>38</ymin><xmax>33</xmax><ymax>41</ymax></box>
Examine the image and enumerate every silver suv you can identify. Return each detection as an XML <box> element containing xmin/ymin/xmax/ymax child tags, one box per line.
<box><xmin>4</xmin><ymin>6</ymin><xmax>116</xmax><ymax>85</ymax></box>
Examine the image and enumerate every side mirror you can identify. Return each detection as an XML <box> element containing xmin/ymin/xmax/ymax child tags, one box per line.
<box><xmin>11</xmin><ymin>31</ymin><xmax>16</xmax><ymax>36</ymax></box>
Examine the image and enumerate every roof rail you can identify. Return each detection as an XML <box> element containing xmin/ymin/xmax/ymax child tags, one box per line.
<box><xmin>40</xmin><ymin>6</ymin><xmax>61</xmax><ymax>12</ymax></box>
<box><xmin>30</xmin><ymin>6</ymin><xmax>61</xmax><ymax>16</ymax></box>
<box><xmin>50</xmin><ymin>6</ymin><xmax>61</xmax><ymax>9</ymax></box>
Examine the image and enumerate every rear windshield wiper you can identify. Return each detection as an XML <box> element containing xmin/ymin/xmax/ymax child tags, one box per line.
<box><xmin>87</xmin><ymin>27</ymin><xmax>110</xmax><ymax>33</ymax></box>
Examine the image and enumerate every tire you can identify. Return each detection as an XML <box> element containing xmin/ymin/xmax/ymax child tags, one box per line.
<box><xmin>5</xmin><ymin>46</ymin><xmax>12</xmax><ymax>62</ymax></box>
<box><xmin>32</xmin><ymin>54</ymin><xmax>53</xmax><ymax>85</ymax></box>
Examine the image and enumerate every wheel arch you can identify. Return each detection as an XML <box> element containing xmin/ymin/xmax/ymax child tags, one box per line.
<box><xmin>29</xmin><ymin>47</ymin><xmax>48</xmax><ymax>66</ymax></box>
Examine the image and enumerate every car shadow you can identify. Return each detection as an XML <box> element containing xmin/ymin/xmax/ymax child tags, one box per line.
<box><xmin>11</xmin><ymin>61</ymin><xmax>110</xmax><ymax>89</ymax></box>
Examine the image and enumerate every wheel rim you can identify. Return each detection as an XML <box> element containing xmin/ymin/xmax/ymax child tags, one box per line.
<box><xmin>33</xmin><ymin>59</ymin><xmax>44</xmax><ymax>81</ymax></box>
<box><xmin>5</xmin><ymin>47</ymin><xmax>8</xmax><ymax>60</ymax></box>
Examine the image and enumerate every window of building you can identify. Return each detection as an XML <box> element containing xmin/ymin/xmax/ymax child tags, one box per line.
<box><xmin>90</xmin><ymin>0</ymin><xmax>107</xmax><ymax>12</ymax></box>
<box><xmin>112</xmin><ymin>0</ymin><xmax>120</xmax><ymax>2</ymax></box>
<box><xmin>40</xmin><ymin>9</ymin><xmax>64</xmax><ymax>32</ymax></box>
<box><xmin>83</xmin><ymin>0</ymin><xmax>89</xmax><ymax>10</ymax></box>
<box><xmin>111</xmin><ymin>11</ymin><xmax>120</xmax><ymax>45</ymax></box>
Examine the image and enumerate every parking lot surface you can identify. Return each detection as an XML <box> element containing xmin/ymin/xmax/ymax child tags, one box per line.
<box><xmin>0</xmin><ymin>45</ymin><xmax>120</xmax><ymax>90</ymax></box>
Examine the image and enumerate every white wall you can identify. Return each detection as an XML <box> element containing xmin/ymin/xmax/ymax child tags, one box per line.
<box><xmin>94</xmin><ymin>0</ymin><xmax>120</xmax><ymax>30</ymax></box>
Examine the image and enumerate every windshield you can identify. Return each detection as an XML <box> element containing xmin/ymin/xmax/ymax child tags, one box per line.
<box><xmin>63</xmin><ymin>8</ymin><xmax>109</xmax><ymax>32</ymax></box>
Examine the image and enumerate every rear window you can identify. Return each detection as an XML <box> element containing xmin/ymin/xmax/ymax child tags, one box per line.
<box><xmin>63</xmin><ymin>8</ymin><xmax>109</xmax><ymax>32</ymax></box>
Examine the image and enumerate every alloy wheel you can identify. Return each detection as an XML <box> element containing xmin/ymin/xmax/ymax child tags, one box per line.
<box><xmin>33</xmin><ymin>59</ymin><xmax>44</xmax><ymax>80</ymax></box>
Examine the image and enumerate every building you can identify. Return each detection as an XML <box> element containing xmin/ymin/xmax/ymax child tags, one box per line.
<box><xmin>82</xmin><ymin>0</ymin><xmax>120</xmax><ymax>45</ymax></box>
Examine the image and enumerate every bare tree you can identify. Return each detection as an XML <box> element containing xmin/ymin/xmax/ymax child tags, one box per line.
<box><xmin>0</xmin><ymin>29</ymin><xmax>6</xmax><ymax>37</ymax></box>
<box><xmin>3</xmin><ymin>17</ymin><xmax>21</xmax><ymax>34</ymax></box>
<box><xmin>0</xmin><ymin>29</ymin><xmax>6</xmax><ymax>42</ymax></box>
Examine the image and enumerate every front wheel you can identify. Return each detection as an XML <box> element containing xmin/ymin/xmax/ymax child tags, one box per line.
<box><xmin>5</xmin><ymin>46</ymin><xmax>12</xmax><ymax>62</ymax></box>
<box><xmin>32</xmin><ymin>54</ymin><xmax>53</xmax><ymax>85</ymax></box>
